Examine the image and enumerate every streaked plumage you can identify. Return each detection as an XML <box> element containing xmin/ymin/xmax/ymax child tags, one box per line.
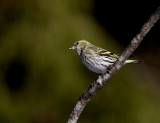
<box><xmin>69</xmin><ymin>40</ymin><xmax>142</xmax><ymax>74</ymax></box>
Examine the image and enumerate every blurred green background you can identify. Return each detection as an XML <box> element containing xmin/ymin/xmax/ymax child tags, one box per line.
<box><xmin>0</xmin><ymin>0</ymin><xmax>160</xmax><ymax>123</ymax></box>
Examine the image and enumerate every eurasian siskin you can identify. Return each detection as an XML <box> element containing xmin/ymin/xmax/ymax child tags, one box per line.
<box><xmin>69</xmin><ymin>40</ymin><xmax>142</xmax><ymax>74</ymax></box>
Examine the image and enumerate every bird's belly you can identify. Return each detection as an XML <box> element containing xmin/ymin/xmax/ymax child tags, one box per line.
<box><xmin>82</xmin><ymin>59</ymin><xmax>112</xmax><ymax>74</ymax></box>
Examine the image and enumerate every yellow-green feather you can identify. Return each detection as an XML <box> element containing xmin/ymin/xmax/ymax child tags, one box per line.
<box><xmin>96</xmin><ymin>50</ymin><xmax>119</xmax><ymax>58</ymax></box>
<box><xmin>78</xmin><ymin>40</ymin><xmax>90</xmax><ymax>46</ymax></box>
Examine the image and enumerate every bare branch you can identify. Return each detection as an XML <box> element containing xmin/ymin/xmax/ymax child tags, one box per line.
<box><xmin>67</xmin><ymin>7</ymin><xmax>160</xmax><ymax>123</ymax></box>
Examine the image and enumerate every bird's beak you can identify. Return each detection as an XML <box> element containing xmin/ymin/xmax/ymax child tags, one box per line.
<box><xmin>69</xmin><ymin>45</ymin><xmax>76</xmax><ymax>50</ymax></box>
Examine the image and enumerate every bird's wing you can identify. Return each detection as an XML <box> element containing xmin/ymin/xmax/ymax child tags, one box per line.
<box><xmin>89</xmin><ymin>45</ymin><xmax>119</xmax><ymax>58</ymax></box>
<box><xmin>98</xmin><ymin>50</ymin><xmax>135</xmax><ymax>59</ymax></box>
<box><xmin>97</xmin><ymin>49</ymin><xmax>119</xmax><ymax>59</ymax></box>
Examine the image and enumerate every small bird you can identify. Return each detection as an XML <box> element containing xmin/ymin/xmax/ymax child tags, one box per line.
<box><xmin>69</xmin><ymin>40</ymin><xmax>142</xmax><ymax>74</ymax></box>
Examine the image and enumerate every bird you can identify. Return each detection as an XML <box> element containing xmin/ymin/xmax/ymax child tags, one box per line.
<box><xmin>69</xmin><ymin>40</ymin><xmax>143</xmax><ymax>74</ymax></box>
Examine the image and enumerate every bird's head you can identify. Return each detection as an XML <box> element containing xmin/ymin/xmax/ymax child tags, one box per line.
<box><xmin>69</xmin><ymin>40</ymin><xmax>90</xmax><ymax>55</ymax></box>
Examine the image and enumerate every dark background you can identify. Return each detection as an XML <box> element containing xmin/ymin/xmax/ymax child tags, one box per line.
<box><xmin>94</xmin><ymin>1</ymin><xmax>160</xmax><ymax>46</ymax></box>
<box><xmin>0</xmin><ymin>0</ymin><xmax>160</xmax><ymax>123</ymax></box>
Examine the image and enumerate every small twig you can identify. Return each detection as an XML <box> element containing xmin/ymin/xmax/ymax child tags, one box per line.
<box><xmin>67</xmin><ymin>7</ymin><xmax>160</xmax><ymax>123</ymax></box>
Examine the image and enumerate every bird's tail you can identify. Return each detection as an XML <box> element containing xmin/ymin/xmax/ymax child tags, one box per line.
<box><xmin>125</xmin><ymin>60</ymin><xmax>143</xmax><ymax>64</ymax></box>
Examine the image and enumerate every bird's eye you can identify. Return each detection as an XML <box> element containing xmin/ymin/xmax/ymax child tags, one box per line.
<box><xmin>75</xmin><ymin>42</ymin><xmax>79</xmax><ymax>45</ymax></box>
